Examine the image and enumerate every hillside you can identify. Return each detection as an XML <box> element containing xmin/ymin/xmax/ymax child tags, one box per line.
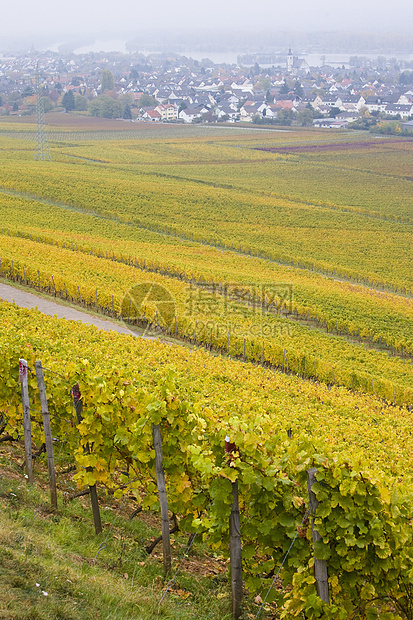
<box><xmin>0</xmin><ymin>118</ymin><xmax>412</xmax><ymax>619</ymax></box>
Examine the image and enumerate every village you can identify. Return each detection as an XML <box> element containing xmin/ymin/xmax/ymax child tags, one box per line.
<box><xmin>1</xmin><ymin>47</ymin><xmax>413</xmax><ymax>131</ymax></box>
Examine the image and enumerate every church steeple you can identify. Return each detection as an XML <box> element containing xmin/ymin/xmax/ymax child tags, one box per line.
<box><xmin>287</xmin><ymin>48</ymin><xmax>294</xmax><ymax>72</ymax></box>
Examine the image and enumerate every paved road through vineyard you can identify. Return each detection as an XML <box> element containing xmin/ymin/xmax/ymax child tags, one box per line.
<box><xmin>0</xmin><ymin>282</ymin><xmax>156</xmax><ymax>339</ymax></box>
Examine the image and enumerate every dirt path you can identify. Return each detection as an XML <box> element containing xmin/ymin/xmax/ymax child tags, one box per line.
<box><xmin>0</xmin><ymin>282</ymin><xmax>154</xmax><ymax>339</ymax></box>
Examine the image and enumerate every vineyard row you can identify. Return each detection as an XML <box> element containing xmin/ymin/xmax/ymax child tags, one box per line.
<box><xmin>0</xmin><ymin>256</ymin><xmax>411</xmax><ymax>407</ymax></box>
<box><xmin>2</xmin><ymin>350</ymin><xmax>413</xmax><ymax>620</ymax></box>
<box><xmin>2</xmin><ymin>226</ymin><xmax>411</xmax><ymax>360</ymax></box>
<box><xmin>1</xmin><ymin>186</ymin><xmax>411</xmax><ymax>298</ymax></box>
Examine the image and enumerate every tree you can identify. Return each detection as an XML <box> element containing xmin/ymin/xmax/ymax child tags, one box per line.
<box><xmin>400</xmin><ymin>71</ymin><xmax>413</xmax><ymax>85</ymax></box>
<box><xmin>254</xmin><ymin>76</ymin><xmax>272</xmax><ymax>91</ymax></box>
<box><xmin>329</xmin><ymin>106</ymin><xmax>341</xmax><ymax>118</ymax></box>
<box><xmin>293</xmin><ymin>80</ymin><xmax>304</xmax><ymax>98</ymax></box>
<box><xmin>40</xmin><ymin>96</ymin><xmax>54</xmax><ymax>113</ymax></box>
<box><xmin>178</xmin><ymin>101</ymin><xmax>187</xmax><ymax>114</ymax></box>
<box><xmin>101</xmin><ymin>69</ymin><xmax>114</xmax><ymax>92</ymax></box>
<box><xmin>22</xmin><ymin>86</ymin><xmax>34</xmax><ymax>98</ymax></box>
<box><xmin>279</xmin><ymin>80</ymin><xmax>290</xmax><ymax>95</ymax></box>
<box><xmin>120</xmin><ymin>92</ymin><xmax>134</xmax><ymax>107</ymax></box>
<box><xmin>297</xmin><ymin>108</ymin><xmax>315</xmax><ymax>126</ymax></box>
<box><xmin>74</xmin><ymin>93</ymin><xmax>88</xmax><ymax>111</ymax></box>
<box><xmin>276</xmin><ymin>108</ymin><xmax>295</xmax><ymax>125</ymax></box>
<box><xmin>48</xmin><ymin>89</ymin><xmax>61</xmax><ymax>103</ymax></box>
<box><xmin>88</xmin><ymin>95</ymin><xmax>122</xmax><ymax>118</ymax></box>
<box><xmin>123</xmin><ymin>103</ymin><xmax>132</xmax><ymax>120</ymax></box>
<box><xmin>361</xmin><ymin>89</ymin><xmax>374</xmax><ymax>100</ymax></box>
<box><xmin>137</xmin><ymin>93</ymin><xmax>157</xmax><ymax>108</ymax></box>
<box><xmin>62</xmin><ymin>90</ymin><xmax>75</xmax><ymax>112</ymax></box>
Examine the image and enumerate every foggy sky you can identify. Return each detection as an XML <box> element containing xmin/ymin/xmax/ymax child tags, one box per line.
<box><xmin>2</xmin><ymin>0</ymin><xmax>413</xmax><ymax>41</ymax></box>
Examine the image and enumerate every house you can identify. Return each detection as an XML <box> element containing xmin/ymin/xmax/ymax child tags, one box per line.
<box><xmin>302</xmin><ymin>95</ymin><xmax>323</xmax><ymax>110</ymax></box>
<box><xmin>313</xmin><ymin>118</ymin><xmax>349</xmax><ymax>128</ymax></box>
<box><xmin>364</xmin><ymin>96</ymin><xmax>386</xmax><ymax>113</ymax></box>
<box><xmin>339</xmin><ymin>94</ymin><xmax>365</xmax><ymax>111</ymax></box>
<box><xmin>155</xmin><ymin>103</ymin><xmax>178</xmax><ymax>121</ymax></box>
<box><xmin>216</xmin><ymin>104</ymin><xmax>238</xmax><ymax>121</ymax></box>
<box><xmin>398</xmin><ymin>91</ymin><xmax>413</xmax><ymax>105</ymax></box>
<box><xmin>179</xmin><ymin>105</ymin><xmax>208</xmax><ymax>123</ymax></box>
<box><xmin>217</xmin><ymin>92</ymin><xmax>240</xmax><ymax>106</ymax></box>
<box><xmin>383</xmin><ymin>104</ymin><xmax>413</xmax><ymax>119</ymax></box>
<box><xmin>336</xmin><ymin>111</ymin><xmax>360</xmax><ymax>123</ymax></box>
<box><xmin>239</xmin><ymin>102</ymin><xmax>265</xmax><ymax>122</ymax></box>
<box><xmin>142</xmin><ymin>109</ymin><xmax>162</xmax><ymax>122</ymax></box>
<box><xmin>273</xmin><ymin>99</ymin><xmax>295</xmax><ymax>110</ymax></box>
<box><xmin>401</xmin><ymin>120</ymin><xmax>413</xmax><ymax>132</ymax></box>
<box><xmin>265</xmin><ymin>104</ymin><xmax>280</xmax><ymax>118</ymax></box>
<box><xmin>321</xmin><ymin>95</ymin><xmax>341</xmax><ymax>108</ymax></box>
<box><xmin>239</xmin><ymin>104</ymin><xmax>258</xmax><ymax>122</ymax></box>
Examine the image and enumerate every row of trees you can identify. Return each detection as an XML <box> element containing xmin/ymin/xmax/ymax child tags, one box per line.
<box><xmin>61</xmin><ymin>89</ymin><xmax>135</xmax><ymax>119</ymax></box>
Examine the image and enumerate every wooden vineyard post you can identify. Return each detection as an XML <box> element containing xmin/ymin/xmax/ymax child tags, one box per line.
<box><xmin>225</xmin><ymin>437</ymin><xmax>243</xmax><ymax>619</ymax></box>
<box><xmin>282</xmin><ymin>348</ymin><xmax>286</xmax><ymax>372</ymax></box>
<box><xmin>307</xmin><ymin>468</ymin><xmax>329</xmax><ymax>604</ymax></box>
<box><xmin>19</xmin><ymin>359</ymin><xmax>33</xmax><ymax>483</ymax></box>
<box><xmin>152</xmin><ymin>423</ymin><xmax>172</xmax><ymax>576</ymax></box>
<box><xmin>71</xmin><ymin>383</ymin><xmax>102</xmax><ymax>535</ymax></box>
<box><xmin>35</xmin><ymin>361</ymin><xmax>57</xmax><ymax>508</ymax></box>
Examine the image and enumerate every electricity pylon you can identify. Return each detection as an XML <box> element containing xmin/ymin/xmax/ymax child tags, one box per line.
<box><xmin>34</xmin><ymin>64</ymin><xmax>51</xmax><ymax>161</ymax></box>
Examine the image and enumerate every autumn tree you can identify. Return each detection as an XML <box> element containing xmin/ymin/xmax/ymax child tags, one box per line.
<box><xmin>62</xmin><ymin>90</ymin><xmax>75</xmax><ymax>112</ymax></box>
<box><xmin>101</xmin><ymin>69</ymin><xmax>114</xmax><ymax>92</ymax></box>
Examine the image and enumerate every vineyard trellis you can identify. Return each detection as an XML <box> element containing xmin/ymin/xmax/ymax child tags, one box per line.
<box><xmin>1</xmin><ymin>344</ymin><xmax>413</xmax><ymax>618</ymax></box>
<box><xmin>1</xmin><ymin>255</ymin><xmax>411</xmax><ymax>407</ymax></box>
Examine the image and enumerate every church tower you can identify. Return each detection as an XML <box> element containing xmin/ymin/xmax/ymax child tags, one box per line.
<box><xmin>287</xmin><ymin>48</ymin><xmax>294</xmax><ymax>73</ymax></box>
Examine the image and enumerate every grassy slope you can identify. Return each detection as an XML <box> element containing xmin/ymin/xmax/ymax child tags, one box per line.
<box><xmin>0</xmin><ymin>441</ymin><xmax>242</xmax><ymax>620</ymax></box>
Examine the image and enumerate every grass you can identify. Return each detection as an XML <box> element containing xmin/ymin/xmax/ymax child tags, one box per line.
<box><xmin>0</xmin><ymin>441</ymin><xmax>261</xmax><ymax>620</ymax></box>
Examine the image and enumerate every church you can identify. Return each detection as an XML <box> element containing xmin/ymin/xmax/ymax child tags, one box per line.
<box><xmin>287</xmin><ymin>49</ymin><xmax>310</xmax><ymax>74</ymax></box>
